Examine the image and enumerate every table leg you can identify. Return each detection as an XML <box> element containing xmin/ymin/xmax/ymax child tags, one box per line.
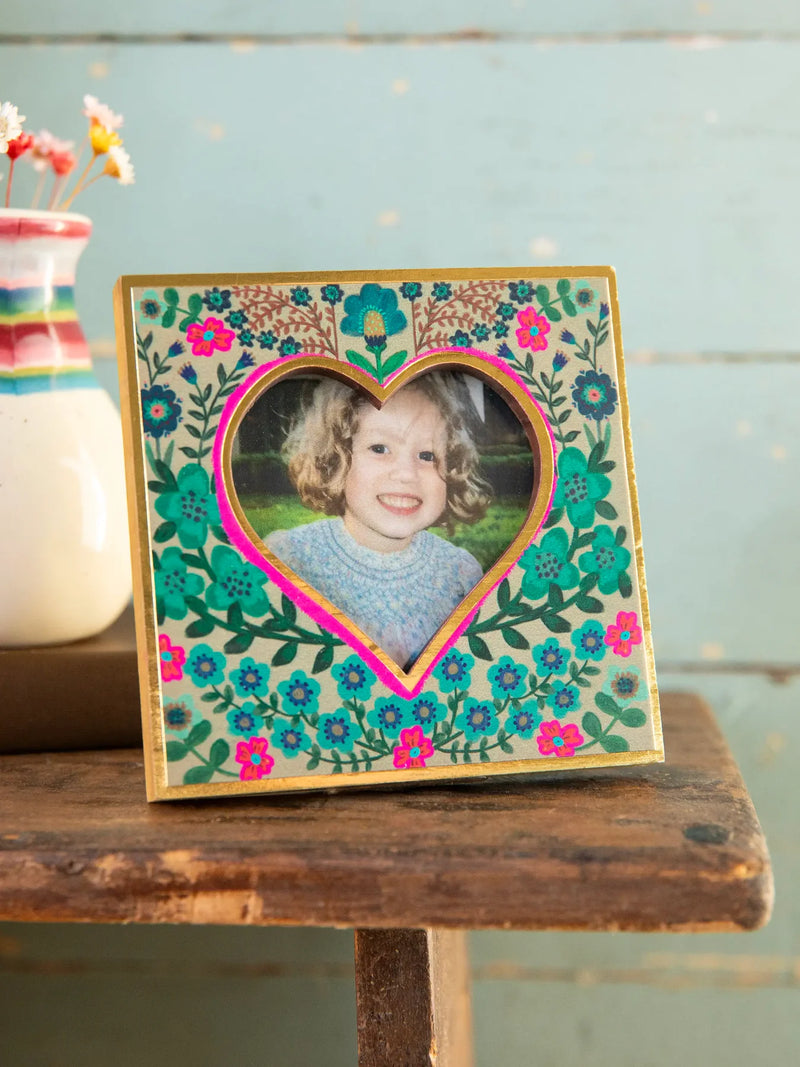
<box><xmin>354</xmin><ymin>927</ymin><xmax>474</xmax><ymax>1067</ymax></box>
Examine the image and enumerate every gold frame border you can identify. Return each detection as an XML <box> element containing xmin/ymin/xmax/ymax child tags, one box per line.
<box><xmin>114</xmin><ymin>266</ymin><xmax>663</xmax><ymax>802</ymax></box>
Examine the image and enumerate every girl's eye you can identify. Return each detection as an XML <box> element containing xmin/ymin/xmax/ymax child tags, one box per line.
<box><xmin>418</xmin><ymin>451</ymin><xmax>436</xmax><ymax>463</ymax></box>
<box><xmin>368</xmin><ymin>444</ymin><xmax>388</xmax><ymax>454</ymax></box>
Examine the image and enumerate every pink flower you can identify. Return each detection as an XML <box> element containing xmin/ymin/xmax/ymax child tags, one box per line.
<box><xmin>83</xmin><ymin>94</ymin><xmax>124</xmax><ymax>131</ymax></box>
<box><xmin>516</xmin><ymin>306</ymin><xmax>550</xmax><ymax>351</ymax></box>
<box><xmin>235</xmin><ymin>737</ymin><xmax>275</xmax><ymax>781</ymax></box>
<box><xmin>536</xmin><ymin>720</ymin><xmax>584</xmax><ymax>757</ymax></box>
<box><xmin>604</xmin><ymin>611</ymin><xmax>643</xmax><ymax>658</ymax></box>
<box><xmin>186</xmin><ymin>316</ymin><xmax>236</xmax><ymax>357</ymax></box>
<box><xmin>393</xmin><ymin>725</ymin><xmax>435</xmax><ymax>770</ymax></box>
<box><xmin>158</xmin><ymin>633</ymin><xmax>186</xmax><ymax>682</ymax></box>
<box><xmin>6</xmin><ymin>132</ymin><xmax>33</xmax><ymax>161</ymax></box>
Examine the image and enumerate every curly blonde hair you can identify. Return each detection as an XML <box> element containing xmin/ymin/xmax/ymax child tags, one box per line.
<box><xmin>282</xmin><ymin>372</ymin><xmax>492</xmax><ymax>534</ymax></box>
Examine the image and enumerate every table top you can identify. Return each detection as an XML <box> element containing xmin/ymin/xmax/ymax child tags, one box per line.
<box><xmin>0</xmin><ymin>692</ymin><xmax>772</xmax><ymax>932</ymax></box>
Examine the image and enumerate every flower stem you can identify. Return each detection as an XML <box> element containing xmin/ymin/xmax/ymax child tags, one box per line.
<box><xmin>58</xmin><ymin>153</ymin><xmax>98</xmax><ymax>211</ymax></box>
<box><xmin>4</xmin><ymin>160</ymin><xmax>15</xmax><ymax>208</ymax></box>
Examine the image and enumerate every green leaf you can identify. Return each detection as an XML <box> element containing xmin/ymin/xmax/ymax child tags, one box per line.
<box><xmin>581</xmin><ymin>712</ymin><xmax>602</xmax><ymax>738</ymax></box>
<box><xmin>187</xmin><ymin>293</ymin><xmax>203</xmax><ymax>315</ymax></box>
<box><xmin>187</xmin><ymin>720</ymin><xmax>212</xmax><ymax>747</ymax></box>
<box><xmin>467</xmin><ymin>634</ymin><xmax>492</xmax><ymax>661</ymax></box>
<box><xmin>312</xmin><ymin>643</ymin><xmax>334</xmax><ymax>674</ymax></box>
<box><xmin>153</xmin><ymin>521</ymin><xmax>176</xmax><ymax>543</ymax></box>
<box><xmin>501</xmin><ymin>627</ymin><xmax>529</xmax><ymax>650</ymax></box>
<box><xmin>272</xmin><ymin>641</ymin><xmax>298</xmax><ymax>667</ymax></box>
<box><xmin>615</xmin><ymin>526</ymin><xmax>627</xmax><ymax>546</ymax></box>
<box><xmin>163</xmin><ymin>287</ymin><xmax>180</xmax><ymax>307</ymax></box>
<box><xmin>600</xmin><ymin>734</ymin><xmax>630</xmax><ymax>753</ymax></box>
<box><xmin>620</xmin><ymin>707</ymin><xmax>647</xmax><ymax>729</ymax></box>
<box><xmin>306</xmin><ymin>755</ymin><xmax>320</xmax><ymax>771</ymax></box>
<box><xmin>556</xmin><ymin>278</ymin><xmax>571</xmax><ymax>297</ymax></box>
<box><xmin>587</xmin><ymin>441</ymin><xmax>604</xmax><ymax>471</ymax></box>
<box><xmin>184</xmin><ymin>764</ymin><xmax>214</xmax><ymax>785</ymax></box>
<box><xmin>594</xmin><ymin>691</ymin><xmax>620</xmax><ymax>716</ymax></box>
<box><xmin>223</xmin><ymin>631</ymin><xmax>254</xmax><ymax>655</ymax></box>
<box><xmin>543</xmin><ymin>613</ymin><xmax>570</xmax><ymax>634</ymax></box>
<box><xmin>463</xmin><ymin>743</ymin><xmax>472</xmax><ymax>764</ymax></box>
<box><xmin>543</xmin><ymin>305</ymin><xmax>562</xmax><ymax>323</ymax></box>
<box><xmin>178</xmin><ymin>447</ymin><xmax>199</xmax><ymax>460</ymax></box>
<box><xmin>165</xmin><ymin>740</ymin><xmax>188</xmax><ymax>762</ymax></box>
<box><xmin>618</xmin><ymin>571</ymin><xmax>633</xmax><ymax>598</ymax></box>
<box><xmin>227</xmin><ymin>602</ymin><xmax>244</xmax><ymax>629</ymax></box>
<box><xmin>561</xmin><ymin>296</ymin><xmax>577</xmax><ymax>317</ymax></box>
<box><xmin>535</xmin><ymin>285</ymin><xmax>551</xmax><ymax>305</ymax></box>
<box><xmin>381</xmin><ymin>350</ymin><xmax>408</xmax><ymax>378</ymax></box>
<box><xmin>479</xmin><ymin>747</ymin><xmax>491</xmax><ymax>763</ymax></box>
<box><xmin>575</xmin><ymin>595</ymin><xmax>603</xmax><ymax>613</ymax></box>
<box><xmin>160</xmin><ymin>306</ymin><xmax>176</xmax><ymax>330</ymax></box>
<box><xmin>587</xmin><ymin>319</ymin><xmax>597</xmax><ymax>337</ymax></box>
<box><xmin>281</xmin><ymin>594</ymin><xmax>297</xmax><ymax>625</ymax></box>
<box><xmin>579</xmin><ymin>573</ymin><xmax>599</xmax><ymax>593</ymax></box>
<box><xmin>211</xmin><ymin>524</ymin><xmax>230</xmax><ymax>544</ymax></box>
<box><xmin>583</xmin><ymin>664</ymin><xmax>600</xmax><ymax>676</ymax></box>
<box><xmin>201</xmin><ymin>692</ymin><xmax>220</xmax><ymax>703</ymax></box>
<box><xmin>595</xmin><ymin>500</ymin><xmax>617</xmax><ymax>520</ymax></box>
<box><xmin>179</xmin><ymin>316</ymin><xmax>196</xmax><ymax>331</ymax></box>
<box><xmin>184</xmin><ymin>424</ymin><xmax>203</xmax><ymax>439</ymax></box>
<box><xmin>345</xmin><ymin>350</ymin><xmax>376</xmax><ymax>376</ymax></box>
<box><xmin>209</xmin><ymin>738</ymin><xmax>230</xmax><ymax>767</ymax></box>
<box><xmin>180</xmin><ymin>553</ymin><xmax>203</xmax><ymax>568</ymax></box>
<box><xmin>497</xmin><ymin>577</ymin><xmax>510</xmax><ymax>610</ymax></box>
<box><xmin>185</xmin><ymin>617</ymin><xmax>215</xmax><ymax>638</ymax></box>
<box><xmin>548</xmin><ymin>583</ymin><xmax>564</xmax><ymax>608</ymax></box>
<box><xmin>543</xmin><ymin>506</ymin><xmax>564</xmax><ymax>529</ymax></box>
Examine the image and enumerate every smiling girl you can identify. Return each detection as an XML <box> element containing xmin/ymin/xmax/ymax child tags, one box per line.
<box><xmin>265</xmin><ymin>373</ymin><xmax>492</xmax><ymax>668</ymax></box>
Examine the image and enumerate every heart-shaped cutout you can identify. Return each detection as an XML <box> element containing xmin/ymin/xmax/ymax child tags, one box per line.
<box><xmin>215</xmin><ymin>351</ymin><xmax>555</xmax><ymax>693</ymax></box>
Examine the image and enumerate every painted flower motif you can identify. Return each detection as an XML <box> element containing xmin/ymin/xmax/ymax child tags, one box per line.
<box><xmin>137</xmin><ymin>289</ymin><xmax>163</xmax><ymax>324</ymax></box>
<box><xmin>457</xmin><ymin>698</ymin><xmax>497</xmax><ymax>740</ymax></box>
<box><xmin>154</xmin><ymin>463</ymin><xmax>220</xmax><ymax>549</ymax></box>
<box><xmin>206</xmin><ymin>545</ymin><xmax>270</xmax><ymax>616</ymax></box>
<box><xmin>186</xmin><ymin>643</ymin><xmax>227</xmax><ymax>687</ymax></box>
<box><xmin>516</xmin><ymin>306</ymin><xmax>550</xmax><ymax>352</ymax></box>
<box><xmin>159</xmin><ymin>634</ymin><xmax>186</xmax><ymax>682</ymax></box>
<box><xmin>552</xmin><ymin>448</ymin><xmax>612</xmax><ymax>529</ymax></box>
<box><xmin>507</xmin><ymin>701</ymin><xmax>542</xmax><ymax>739</ymax></box>
<box><xmin>202</xmin><ymin>287</ymin><xmax>231</xmax><ymax>312</ymax></box>
<box><xmin>290</xmin><ymin>286</ymin><xmax>312</xmax><ymax>306</ymax></box>
<box><xmin>487</xmin><ymin>656</ymin><xmax>529</xmax><ymax>699</ymax></box>
<box><xmin>238</xmin><ymin>329</ymin><xmax>254</xmax><ymax>347</ymax></box>
<box><xmin>331</xmin><ymin>657</ymin><xmax>376</xmax><ymax>702</ymax></box>
<box><xmin>494</xmin><ymin>322</ymin><xmax>510</xmax><ymax>338</ymax></box>
<box><xmin>552</xmin><ymin>352</ymin><xmax>568</xmax><ymax>370</ymax></box>
<box><xmin>471</xmin><ymin>322</ymin><xmax>490</xmax><ymax>342</ymax></box>
<box><xmin>317</xmin><ymin>711</ymin><xmax>357</xmax><ymax>752</ymax></box>
<box><xmin>570</xmin><ymin>620</ymin><xmax>607</xmax><ymax>662</ymax></box>
<box><xmin>368</xmin><ymin>697</ymin><xmax>407</xmax><ymax>738</ymax></box>
<box><xmin>341</xmin><ymin>283</ymin><xmax>407</xmax><ymax>351</ymax></box>
<box><xmin>0</xmin><ymin>102</ymin><xmax>25</xmax><ymax>153</ymax></box>
<box><xmin>449</xmin><ymin>330</ymin><xmax>471</xmax><ymax>348</ymax></box>
<box><xmin>432</xmin><ymin>282</ymin><xmax>452</xmax><ymax>302</ymax></box>
<box><xmin>154</xmin><ymin>547</ymin><xmax>205</xmax><ymax>620</ymax></box>
<box><xmin>537</xmin><ymin>720</ymin><xmax>584</xmax><ymax>758</ymax></box>
<box><xmin>400</xmin><ymin>281</ymin><xmax>422</xmax><ymax>301</ymax></box>
<box><xmin>393</xmin><ymin>726</ymin><xmax>435</xmax><ymax>770</ymax></box>
<box><xmin>599</xmin><ymin>302</ymin><xmax>609</xmax><ymax>320</ymax></box>
<box><xmin>227</xmin><ymin>703</ymin><xmax>264</xmax><ymax>737</ymax></box>
<box><xmin>572</xmin><ymin>281</ymin><xmax>597</xmax><ymax>312</ymax></box>
<box><xmin>258</xmin><ymin>330</ymin><xmax>278</xmax><ymax>349</ymax></box>
<box><xmin>279</xmin><ymin>337</ymin><xmax>301</xmax><ymax>356</ymax></box>
<box><xmin>141</xmin><ymin>384</ymin><xmax>181</xmax><ymax>438</ymax></box>
<box><xmin>532</xmin><ymin>638</ymin><xmax>570</xmax><ymax>677</ymax></box>
<box><xmin>560</xmin><ymin>329</ymin><xmax>576</xmax><ymax>345</ymax></box>
<box><xmin>320</xmin><ymin>283</ymin><xmax>344</xmax><ymax>305</ymax></box>
<box><xmin>237</xmin><ymin>352</ymin><xmax>255</xmax><ymax>369</ymax></box>
<box><xmin>162</xmin><ymin>695</ymin><xmax>200</xmax><ymax>739</ymax></box>
<box><xmin>168</xmin><ymin>341</ymin><xmax>185</xmax><ymax>358</ymax></box>
<box><xmin>572</xmin><ymin>370</ymin><xmax>618</xmax><ymax>422</ymax></box>
<box><xmin>605</xmin><ymin>611</ymin><xmax>643</xmax><ymax>658</ymax></box>
<box><xmin>186</xmin><ymin>316</ymin><xmax>236</xmax><ymax>358</ymax></box>
<box><xmin>496</xmin><ymin>302</ymin><xmax>515</xmax><ymax>321</ymax></box>
<box><xmin>407</xmin><ymin>692</ymin><xmax>448</xmax><ymax>728</ymax></box>
<box><xmin>230</xmin><ymin>656</ymin><xmax>270</xmax><ymax>698</ymax></box>
<box><xmin>226</xmin><ymin>309</ymin><xmax>248</xmax><ymax>329</ymax></box>
<box><xmin>546</xmin><ymin>682</ymin><xmax>580</xmax><ymax>718</ymax></box>
<box><xmin>509</xmin><ymin>281</ymin><xmax>535</xmax><ymax>305</ymax></box>
<box><xmin>432</xmin><ymin>649</ymin><xmax>474</xmax><ymax>693</ymax></box>
<box><xmin>272</xmin><ymin>723</ymin><xmax>312</xmax><ymax>757</ymax></box>
<box><xmin>235</xmin><ymin>736</ymin><xmax>274</xmax><ymax>781</ymax></box>
<box><xmin>277</xmin><ymin>671</ymin><xmax>321</xmax><ymax>716</ymax></box>
<box><xmin>603</xmin><ymin>664</ymin><xmax>644</xmax><ymax>703</ymax></box>
<box><xmin>579</xmin><ymin>525</ymin><xmax>631</xmax><ymax>594</ymax></box>
<box><xmin>518</xmin><ymin>527</ymin><xmax>580</xmax><ymax>601</ymax></box>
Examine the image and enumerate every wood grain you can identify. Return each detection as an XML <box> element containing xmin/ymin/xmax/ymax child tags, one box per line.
<box><xmin>0</xmin><ymin>693</ymin><xmax>772</xmax><ymax>932</ymax></box>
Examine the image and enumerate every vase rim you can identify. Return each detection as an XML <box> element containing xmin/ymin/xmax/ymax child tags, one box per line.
<box><xmin>0</xmin><ymin>208</ymin><xmax>92</xmax><ymax>241</ymax></box>
<box><xmin>0</xmin><ymin>208</ymin><xmax>91</xmax><ymax>224</ymax></box>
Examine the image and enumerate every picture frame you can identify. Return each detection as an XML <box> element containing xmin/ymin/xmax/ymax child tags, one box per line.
<box><xmin>114</xmin><ymin>267</ymin><xmax>662</xmax><ymax>800</ymax></box>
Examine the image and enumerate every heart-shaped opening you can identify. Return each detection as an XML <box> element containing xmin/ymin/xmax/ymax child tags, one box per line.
<box><xmin>217</xmin><ymin>352</ymin><xmax>555</xmax><ymax>689</ymax></box>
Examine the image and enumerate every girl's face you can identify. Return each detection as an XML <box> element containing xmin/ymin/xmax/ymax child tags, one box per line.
<box><xmin>343</xmin><ymin>388</ymin><xmax>448</xmax><ymax>553</ymax></box>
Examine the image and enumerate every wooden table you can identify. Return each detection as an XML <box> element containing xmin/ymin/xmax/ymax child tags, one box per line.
<box><xmin>0</xmin><ymin>693</ymin><xmax>772</xmax><ymax>1066</ymax></box>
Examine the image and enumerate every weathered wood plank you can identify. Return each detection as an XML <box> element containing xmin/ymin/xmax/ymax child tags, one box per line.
<box><xmin>0</xmin><ymin>694</ymin><xmax>772</xmax><ymax>931</ymax></box>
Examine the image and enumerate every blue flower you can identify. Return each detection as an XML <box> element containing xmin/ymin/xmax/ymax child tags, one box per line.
<box><xmin>552</xmin><ymin>352</ymin><xmax>567</xmax><ymax>370</ymax></box>
<box><xmin>407</xmin><ymin>691</ymin><xmax>448</xmax><ymax>728</ymax></box>
<box><xmin>449</xmin><ymin>330</ymin><xmax>471</xmax><ymax>348</ymax></box>
<box><xmin>186</xmin><ymin>643</ymin><xmax>226</xmax><ymax>687</ymax></box>
<box><xmin>279</xmin><ymin>337</ymin><xmax>301</xmax><ymax>356</ymax></box>
<box><xmin>237</xmin><ymin>351</ymin><xmax>255</xmax><ymax>369</ymax></box>
<box><xmin>571</xmin><ymin>370</ymin><xmax>618</xmax><ymax>422</ymax></box>
<box><xmin>518</xmin><ymin>528</ymin><xmax>580</xmax><ymax>601</ymax></box>
<box><xmin>496</xmin><ymin>342</ymin><xmax>513</xmax><ymax>363</ymax></box>
<box><xmin>317</xmin><ymin>711</ymin><xmax>357</xmax><ymax>752</ymax></box>
<box><xmin>457</xmin><ymin>698</ymin><xmax>497</xmax><ymax>740</ymax></box>
<box><xmin>226</xmin><ymin>309</ymin><xmax>248</xmax><ymax>329</ymax></box>
<box><xmin>433</xmin><ymin>650</ymin><xmax>474</xmax><ymax>693</ymax></box>
<box><xmin>368</xmin><ymin>697</ymin><xmax>407</xmax><ymax>738</ymax></box>
<box><xmin>532</xmin><ymin>638</ymin><xmax>570</xmax><ymax>677</ymax></box>
<box><xmin>571</xmin><ymin>620</ymin><xmax>607</xmax><ymax>662</ymax></box>
<box><xmin>602</xmin><ymin>664</ymin><xmax>644</xmax><ymax>704</ymax></box>
<box><xmin>179</xmin><ymin>363</ymin><xmax>197</xmax><ymax>384</ymax></box>
<box><xmin>509</xmin><ymin>281</ymin><xmax>535</xmax><ymax>305</ymax></box>
<box><xmin>238</xmin><ymin>329</ymin><xmax>255</xmax><ymax>347</ymax></box>
<box><xmin>599</xmin><ymin>302</ymin><xmax>609</xmax><ymax>320</ymax></box>
<box><xmin>496</xmin><ymin>302</ymin><xmax>515</xmax><ymax>320</ymax></box>
<box><xmin>202</xmin><ymin>287</ymin><xmax>231</xmax><ymax>312</ymax></box>
<box><xmin>230</xmin><ymin>656</ymin><xmax>270</xmax><ymax>698</ymax></box>
<box><xmin>507</xmin><ymin>701</ymin><xmax>541</xmax><ymax>739</ymax></box>
<box><xmin>400</xmin><ymin>281</ymin><xmax>422</xmax><ymax>301</ymax></box>
<box><xmin>332</xmin><ymin>656</ymin><xmax>375</xmax><ymax>702</ymax></box>
<box><xmin>547</xmin><ymin>682</ymin><xmax>580</xmax><ymax>718</ymax></box>
<box><xmin>258</xmin><ymin>330</ymin><xmax>277</xmax><ymax>349</ymax></box>
<box><xmin>341</xmin><ymin>284</ymin><xmax>407</xmax><ymax>351</ymax></box>
<box><xmin>291</xmin><ymin>286</ymin><xmax>312</xmax><ymax>306</ymax></box>
<box><xmin>162</xmin><ymin>695</ymin><xmax>200</xmax><ymax>739</ymax></box>
<box><xmin>272</xmin><ymin>722</ymin><xmax>312</xmax><ymax>756</ymax></box>
<box><xmin>277</xmin><ymin>671</ymin><xmax>320</xmax><ymax>716</ymax></box>
<box><xmin>141</xmin><ymin>384</ymin><xmax>181</xmax><ymax>438</ymax></box>
<box><xmin>471</xmin><ymin>322</ymin><xmax>490</xmax><ymax>342</ymax></box>
<box><xmin>168</xmin><ymin>341</ymin><xmax>185</xmax><ymax>358</ymax></box>
<box><xmin>320</xmin><ymin>284</ymin><xmax>344</xmax><ymax>305</ymax></box>
<box><xmin>572</xmin><ymin>281</ymin><xmax>597</xmax><ymax>312</ymax></box>
<box><xmin>227</xmin><ymin>702</ymin><xmax>264</xmax><ymax>737</ymax></box>
<box><xmin>560</xmin><ymin>329</ymin><xmax>576</xmax><ymax>345</ymax></box>
<box><xmin>494</xmin><ymin>322</ymin><xmax>510</xmax><ymax>338</ymax></box>
<box><xmin>487</xmin><ymin>656</ymin><xmax>529</xmax><ymax>699</ymax></box>
<box><xmin>432</xmin><ymin>282</ymin><xmax>452</xmax><ymax>302</ymax></box>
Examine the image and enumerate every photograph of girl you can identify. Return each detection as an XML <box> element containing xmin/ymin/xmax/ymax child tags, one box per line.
<box><xmin>232</xmin><ymin>371</ymin><xmax>534</xmax><ymax>670</ymax></box>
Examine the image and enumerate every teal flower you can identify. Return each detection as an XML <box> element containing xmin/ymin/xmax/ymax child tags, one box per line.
<box><xmin>571</xmin><ymin>620</ymin><xmax>607</xmax><ymax>661</ymax></box>
<box><xmin>572</xmin><ymin>281</ymin><xmax>597</xmax><ymax>312</ymax></box>
<box><xmin>449</xmin><ymin>329</ymin><xmax>471</xmax><ymax>348</ymax></box>
<box><xmin>279</xmin><ymin>337</ymin><xmax>300</xmax><ymax>356</ymax></box>
<box><xmin>138</xmin><ymin>289</ymin><xmax>165</xmax><ymax>324</ymax></box>
<box><xmin>579</xmin><ymin>525</ymin><xmax>631</xmax><ymax>594</ymax></box>
<box><xmin>532</xmin><ymin>638</ymin><xmax>570</xmax><ymax>676</ymax></box>
<box><xmin>230</xmin><ymin>656</ymin><xmax>270</xmax><ymax>698</ymax></box>
<box><xmin>277</xmin><ymin>671</ymin><xmax>320</xmax><ymax>716</ymax></box>
<box><xmin>400</xmin><ymin>281</ymin><xmax>422</xmax><ymax>301</ymax></box>
<box><xmin>186</xmin><ymin>643</ymin><xmax>226</xmax><ymax>687</ymax></box>
<box><xmin>272</xmin><ymin>722</ymin><xmax>312</xmax><ymax>756</ymax></box>
<box><xmin>162</xmin><ymin>694</ymin><xmax>200</xmax><ymax>739</ymax></box>
<box><xmin>206</xmin><ymin>545</ymin><xmax>270</xmax><ymax>616</ymax></box>
<box><xmin>432</xmin><ymin>281</ymin><xmax>452</xmax><ymax>302</ymax></box>
<box><xmin>290</xmin><ymin>286</ymin><xmax>312</xmax><ymax>306</ymax></box>
<box><xmin>457</xmin><ymin>698</ymin><xmax>497</xmax><ymax>740</ymax></box>
<box><xmin>509</xmin><ymin>281</ymin><xmax>535</xmax><ymax>305</ymax></box>
<box><xmin>552</xmin><ymin>449</ymin><xmax>612</xmax><ymax>529</ymax></box>
<box><xmin>154</xmin><ymin>464</ymin><xmax>221</xmax><ymax>550</ymax></box>
<box><xmin>494</xmin><ymin>322</ymin><xmax>510</xmax><ymax>338</ymax></box>
<box><xmin>320</xmin><ymin>284</ymin><xmax>344</xmax><ymax>305</ymax></box>
<box><xmin>407</xmin><ymin>691</ymin><xmax>448</xmax><ymax>728</ymax></box>
<box><xmin>317</xmin><ymin>710</ymin><xmax>357</xmax><ymax>752</ymax></box>
<box><xmin>602</xmin><ymin>664</ymin><xmax>644</xmax><ymax>703</ymax></box>
<box><xmin>507</xmin><ymin>701</ymin><xmax>541</xmax><ymax>739</ymax></box>
<box><xmin>368</xmin><ymin>697</ymin><xmax>407</xmax><ymax>738</ymax></box>
<box><xmin>547</xmin><ymin>682</ymin><xmax>580</xmax><ymax>719</ymax></box>
<box><xmin>331</xmin><ymin>656</ymin><xmax>375</xmax><ymax>702</ymax></box>
<box><xmin>496</xmin><ymin>302</ymin><xmax>515</xmax><ymax>320</ymax></box>
<box><xmin>487</xmin><ymin>656</ymin><xmax>529</xmax><ymax>699</ymax></box>
<box><xmin>227</xmin><ymin>702</ymin><xmax>264</xmax><ymax>737</ymax></box>
<box><xmin>471</xmin><ymin>322</ymin><xmax>490</xmax><ymax>342</ymax></box>
<box><xmin>433</xmin><ymin>649</ymin><xmax>474</xmax><ymax>693</ymax></box>
<box><xmin>154</xmin><ymin>547</ymin><xmax>205</xmax><ymax>620</ymax></box>
<box><xmin>518</xmin><ymin>527</ymin><xmax>580</xmax><ymax>601</ymax></box>
<box><xmin>341</xmin><ymin>284</ymin><xmax>406</xmax><ymax>353</ymax></box>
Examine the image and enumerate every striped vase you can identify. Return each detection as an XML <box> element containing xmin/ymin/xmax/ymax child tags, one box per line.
<box><xmin>0</xmin><ymin>209</ymin><xmax>131</xmax><ymax>646</ymax></box>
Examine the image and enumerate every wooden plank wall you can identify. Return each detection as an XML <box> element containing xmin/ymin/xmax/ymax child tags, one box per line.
<box><xmin>2</xmin><ymin>3</ymin><xmax>798</xmax><ymax>1063</ymax></box>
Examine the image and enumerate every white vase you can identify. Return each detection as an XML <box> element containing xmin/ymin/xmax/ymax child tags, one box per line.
<box><xmin>0</xmin><ymin>208</ymin><xmax>131</xmax><ymax>646</ymax></box>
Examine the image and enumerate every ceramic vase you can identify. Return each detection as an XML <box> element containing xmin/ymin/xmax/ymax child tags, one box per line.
<box><xmin>0</xmin><ymin>208</ymin><xmax>131</xmax><ymax>646</ymax></box>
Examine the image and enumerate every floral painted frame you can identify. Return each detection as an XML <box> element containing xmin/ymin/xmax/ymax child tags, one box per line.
<box><xmin>114</xmin><ymin>267</ymin><xmax>662</xmax><ymax>801</ymax></box>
